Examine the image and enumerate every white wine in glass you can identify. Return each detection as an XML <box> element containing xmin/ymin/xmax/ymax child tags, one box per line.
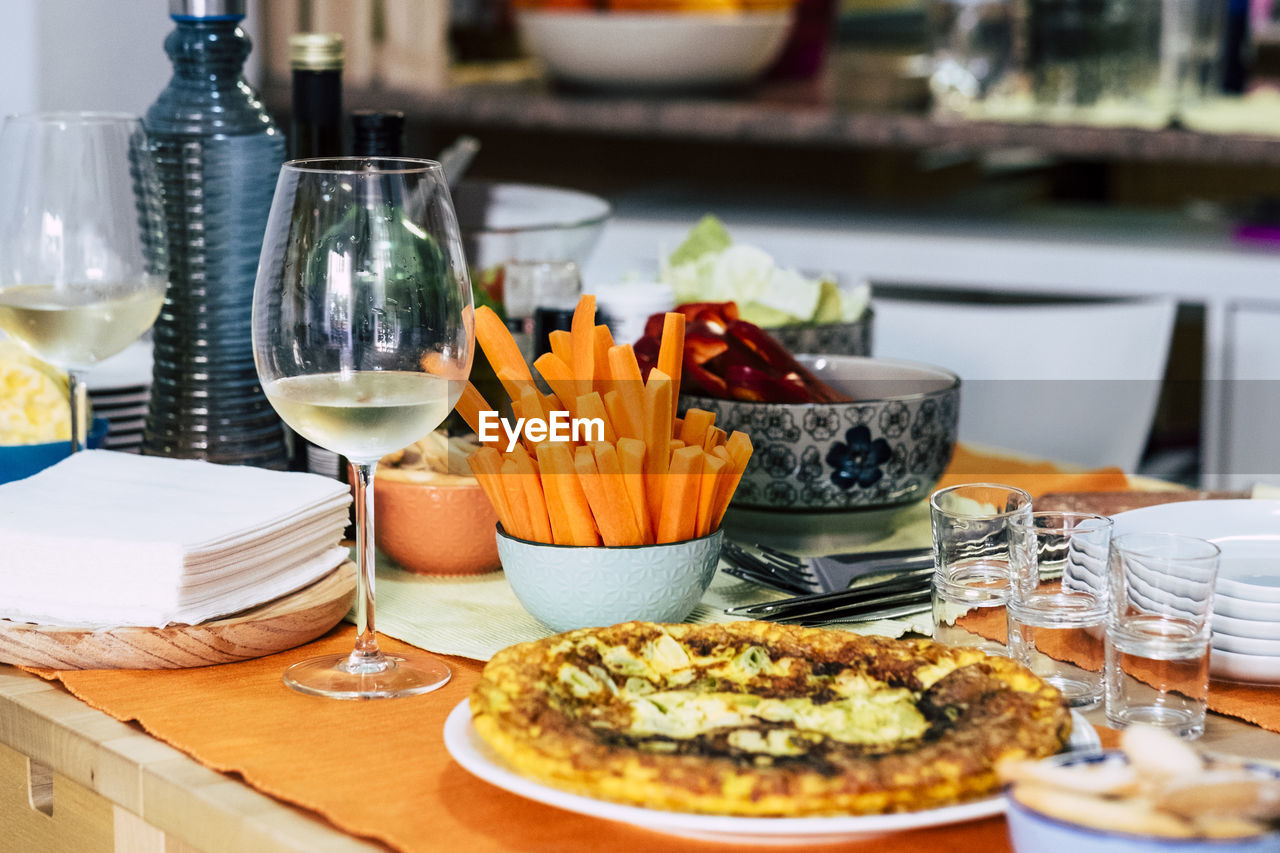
<box><xmin>253</xmin><ymin>157</ymin><xmax>474</xmax><ymax>699</ymax></box>
<box><xmin>0</xmin><ymin>113</ymin><xmax>167</xmax><ymax>450</ymax></box>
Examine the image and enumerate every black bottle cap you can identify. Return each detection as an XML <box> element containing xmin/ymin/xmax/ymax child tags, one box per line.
<box><xmin>350</xmin><ymin>110</ymin><xmax>406</xmax><ymax>157</ymax></box>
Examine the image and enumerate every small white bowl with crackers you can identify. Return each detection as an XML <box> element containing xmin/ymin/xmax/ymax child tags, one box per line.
<box><xmin>1000</xmin><ymin>727</ymin><xmax>1280</xmax><ymax>852</ymax></box>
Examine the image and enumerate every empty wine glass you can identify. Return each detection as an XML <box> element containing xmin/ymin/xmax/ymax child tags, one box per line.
<box><xmin>253</xmin><ymin>157</ymin><xmax>475</xmax><ymax>699</ymax></box>
<box><xmin>0</xmin><ymin>112</ymin><xmax>168</xmax><ymax>451</ymax></box>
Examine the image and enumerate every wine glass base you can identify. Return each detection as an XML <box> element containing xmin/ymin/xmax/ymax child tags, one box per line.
<box><xmin>282</xmin><ymin>651</ymin><xmax>451</xmax><ymax>700</ymax></box>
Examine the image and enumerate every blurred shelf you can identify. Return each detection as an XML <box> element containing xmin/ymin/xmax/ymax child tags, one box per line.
<box><xmin>266</xmin><ymin>75</ymin><xmax>1280</xmax><ymax>169</ymax></box>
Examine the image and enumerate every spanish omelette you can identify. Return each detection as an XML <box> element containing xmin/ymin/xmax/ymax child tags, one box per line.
<box><xmin>469</xmin><ymin>621</ymin><xmax>1072</xmax><ymax>817</ymax></box>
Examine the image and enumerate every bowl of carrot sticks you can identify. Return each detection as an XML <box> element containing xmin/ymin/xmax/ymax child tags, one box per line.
<box><xmin>454</xmin><ymin>294</ymin><xmax>753</xmax><ymax>629</ymax></box>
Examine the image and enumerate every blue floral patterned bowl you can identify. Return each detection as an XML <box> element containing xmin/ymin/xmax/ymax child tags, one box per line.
<box><xmin>681</xmin><ymin>355</ymin><xmax>960</xmax><ymax>511</ymax></box>
<box><xmin>496</xmin><ymin>526</ymin><xmax>723</xmax><ymax>632</ymax></box>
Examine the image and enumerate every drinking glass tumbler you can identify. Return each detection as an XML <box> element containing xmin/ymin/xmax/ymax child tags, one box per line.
<box><xmin>1104</xmin><ymin>533</ymin><xmax>1220</xmax><ymax>739</ymax></box>
<box><xmin>930</xmin><ymin>483</ymin><xmax>1032</xmax><ymax>652</ymax></box>
<box><xmin>1008</xmin><ymin>512</ymin><xmax>1113</xmax><ymax>708</ymax></box>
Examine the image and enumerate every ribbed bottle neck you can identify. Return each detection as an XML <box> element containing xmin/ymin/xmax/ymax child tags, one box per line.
<box><xmin>147</xmin><ymin>17</ymin><xmax>278</xmax><ymax>138</ymax></box>
<box><xmin>164</xmin><ymin>19</ymin><xmax>250</xmax><ymax>82</ymax></box>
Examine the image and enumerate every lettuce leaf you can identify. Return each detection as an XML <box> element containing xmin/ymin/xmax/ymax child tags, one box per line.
<box><xmin>668</xmin><ymin>215</ymin><xmax>733</xmax><ymax>267</ymax></box>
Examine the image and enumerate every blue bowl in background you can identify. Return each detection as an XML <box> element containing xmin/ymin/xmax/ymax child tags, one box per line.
<box><xmin>0</xmin><ymin>417</ymin><xmax>110</xmax><ymax>484</ymax></box>
<box><xmin>1006</xmin><ymin>750</ymin><xmax>1280</xmax><ymax>853</ymax></box>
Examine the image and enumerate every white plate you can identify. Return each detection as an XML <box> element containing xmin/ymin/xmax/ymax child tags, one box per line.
<box><xmin>1210</xmin><ymin>647</ymin><xmax>1280</xmax><ymax>684</ymax></box>
<box><xmin>100</xmin><ymin>417</ymin><xmax>146</xmax><ymax>434</ymax></box>
<box><xmin>1214</xmin><ymin>610</ymin><xmax>1280</xmax><ymax>640</ymax></box>
<box><xmin>1211</xmin><ymin>594</ymin><xmax>1280</xmax><ymax>622</ymax></box>
<box><xmin>90</xmin><ymin>391</ymin><xmax>150</xmax><ymax>408</ymax></box>
<box><xmin>92</xmin><ymin>396</ymin><xmax>149</xmax><ymax>410</ymax></box>
<box><xmin>1110</xmin><ymin>500</ymin><xmax>1280</xmax><ymax>602</ymax></box>
<box><xmin>1212</xmin><ymin>631</ymin><xmax>1280</xmax><ymax>656</ymax></box>
<box><xmin>444</xmin><ymin>702</ymin><xmax>1099</xmax><ymax>845</ymax></box>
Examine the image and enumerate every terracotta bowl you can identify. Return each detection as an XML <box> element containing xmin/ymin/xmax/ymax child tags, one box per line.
<box><xmin>374</xmin><ymin>477</ymin><xmax>501</xmax><ymax>575</ymax></box>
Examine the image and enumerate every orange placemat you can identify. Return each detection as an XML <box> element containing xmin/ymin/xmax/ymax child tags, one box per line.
<box><xmin>936</xmin><ymin>445</ymin><xmax>1131</xmax><ymax>497</ymax></box>
<box><xmin>27</xmin><ymin>626</ymin><xmax>1030</xmax><ymax>853</ymax></box>
<box><xmin>959</xmin><ymin>608</ymin><xmax>1280</xmax><ymax>734</ymax></box>
<box><xmin>19</xmin><ymin>446</ymin><xmax>1130</xmax><ymax>851</ymax></box>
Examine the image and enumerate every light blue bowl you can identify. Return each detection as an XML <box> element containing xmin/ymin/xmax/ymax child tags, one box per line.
<box><xmin>496</xmin><ymin>526</ymin><xmax>723</xmax><ymax>632</ymax></box>
<box><xmin>0</xmin><ymin>417</ymin><xmax>110</xmax><ymax>484</ymax></box>
<box><xmin>1007</xmin><ymin>751</ymin><xmax>1280</xmax><ymax>853</ymax></box>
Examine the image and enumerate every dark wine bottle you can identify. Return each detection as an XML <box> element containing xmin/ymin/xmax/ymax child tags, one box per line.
<box><xmin>350</xmin><ymin>110</ymin><xmax>406</xmax><ymax>158</ymax></box>
<box><xmin>289</xmin><ymin>33</ymin><xmax>345</xmax><ymax>159</ymax></box>
<box><xmin>288</xmin><ymin>32</ymin><xmax>345</xmax><ymax>477</ymax></box>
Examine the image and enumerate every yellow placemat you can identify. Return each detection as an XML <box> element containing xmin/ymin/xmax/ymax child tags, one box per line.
<box><xmin>371</xmin><ymin>443</ymin><xmax>1129</xmax><ymax>661</ymax></box>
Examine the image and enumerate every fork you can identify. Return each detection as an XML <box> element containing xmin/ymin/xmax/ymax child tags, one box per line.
<box><xmin>722</xmin><ymin>541</ymin><xmax>934</xmax><ymax>595</ymax></box>
<box><xmin>723</xmin><ymin>573</ymin><xmax>933</xmax><ymax>625</ymax></box>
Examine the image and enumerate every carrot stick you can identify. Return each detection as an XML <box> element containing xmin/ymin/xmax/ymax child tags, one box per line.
<box><xmin>468</xmin><ymin>447</ymin><xmax>514</xmax><ymax>534</ymax></box>
<box><xmin>572</xmin><ymin>446</ymin><xmax>610</xmax><ymax>541</ymax></box>
<box><xmin>669</xmin><ymin>439</ymin><xmax>686</xmax><ymax>452</ymax></box>
<box><xmin>571</xmin><ymin>294</ymin><xmax>596</xmax><ymax>391</ymax></box>
<box><xmin>519</xmin><ymin>385</ymin><xmax>546</xmax><ymax>452</ymax></box>
<box><xmin>704</xmin><ymin>425</ymin><xmax>727</xmax><ymax>451</ymax></box>
<box><xmin>592</xmin><ymin>324</ymin><xmax>615</xmax><ymax>390</ymax></box>
<box><xmin>657</xmin><ymin>445</ymin><xmax>703</xmax><ymax>544</ymax></box>
<box><xmin>548</xmin><ymin>329</ymin><xmax>573</xmax><ymax>367</ymax></box>
<box><xmin>500</xmin><ymin>458</ymin><xmax>534</xmax><ymax>540</ymax></box>
<box><xmin>476</xmin><ymin>305</ymin><xmax>533</xmax><ymax>391</ymax></box>
<box><xmin>617</xmin><ymin>437</ymin><xmax>654</xmax><ymax>545</ymax></box>
<box><xmin>679</xmin><ymin>408</ymin><xmax>715</xmax><ymax>449</ymax></box>
<box><xmin>591</xmin><ymin>441</ymin><xmax>643</xmax><ymax>546</ymax></box>
<box><xmin>725</xmin><ymin>430</ymin><xmax>753</xmax><ymax>470</ymax></box>
<box><xmin>695</xmin><ymin>451</ymin><xmax>727</xmax><ymax>537</ymax></box>
<box><xmin>575</xmin><ymin>392</ymin><xmax>617</xmax><ymax>444</ymax></box>
<box><xmin>642</xmin><ymin>368</ymin><xmax>673</xmax><ymax>525</ymax></box>
<box><xmin>510</xmin><ymin>446</ymin><xmax>552</xmax><ymax>544</ymax></box>
<box><xmin>604</xmin><ymin>389</ymin><xmax>638</xmax><ymax>441</ymax></box>
<box><xmin>532</xmin><ymin>352</ymin><xmax>580</xmax><ymax>418</ymax></box>
<box><xmin>711</xmin><ymin>431</ymin><xmax>754</xmax><ymax>529</ymax></box>
<box><xmin>495</xmin><ymin>366</ymin><xmax>536</xmax><ymax>413</ymax></box>
<box><xmin>536</xmin><ymin>442</ymin><xmax>599</xmax><ymax>546</ymax></box>
<box><xmin>457</xmin><ymin>381</ymin><xmax>497</xmax><ymax>445</ymax></box>
<box><xmin>607</xmin><ymin>344</ymin><xmax>647</xmax><ymax>441</ymax></box>
<box><xmin>573</xmin><ymin>445</ymin><xmax>639</xmax><ymax>547</ymax></box>
<box><xmin>656</xmin><ymin>312</ymin><xmax>686</xmax><ymax>402</ymax></box>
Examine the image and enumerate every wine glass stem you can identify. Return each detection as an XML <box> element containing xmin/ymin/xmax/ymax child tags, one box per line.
<box><xmin>68</xmin><ymin>371</ymin><xmax>88</xmax><ymax>453</ymax></box>
<box><xmin>350</xmin><ymin>459</ymin><xmax>382</xmax><ymax>663</ymax></box>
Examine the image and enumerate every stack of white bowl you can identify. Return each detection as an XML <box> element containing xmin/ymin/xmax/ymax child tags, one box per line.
<box><xmin>1111</xmin><ymin>500</ymin><xmax>1280</xmax><ymax>686</ymax></box>
<box><xmin>84</xmin><ymin>339</ymin><xmax>152</xmax><ymax>453</ymax></box>
<box><xmin>1210</xmin><ymin>564</ymin><xmax>1280</xmax><ymax>684</ymax></box>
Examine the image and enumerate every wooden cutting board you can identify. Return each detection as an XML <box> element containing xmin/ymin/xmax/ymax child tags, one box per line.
<box><xmin>0</xmin><ymin>562</ymin><xmax>356</xmax><ymax>670</ymax></box>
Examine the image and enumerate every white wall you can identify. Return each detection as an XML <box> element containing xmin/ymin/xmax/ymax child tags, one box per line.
<box><xmin>0</xmin><ymin>0</ymin><xmax>266</xmax><ymax>121</ymax></box>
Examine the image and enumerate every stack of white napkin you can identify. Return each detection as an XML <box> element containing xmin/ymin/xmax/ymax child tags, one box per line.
<box><xmin>0</xmin><ymin>450</ymin><xmax>352</xmax><ymax>628</ymax></box>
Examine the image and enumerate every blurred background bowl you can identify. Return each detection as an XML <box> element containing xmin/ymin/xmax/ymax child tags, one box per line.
<box><xmin>766</xmin><ymin>306</ymin><xmax>875</xmax><ymax>358</ymax></box>
<box><xmin>1006</xmin><ymin>751</ymin><xmax>1280</xmax><ymax>853</ymax></box>
<box><xmin>375</xmin><ymin>477</ymin><xmax>502</xmax><ymax>575</ymax></box>
<box><xmin>681</xmin><ymin>355</ymin><xmax>959</xmax><ymax>511</ymax></box>
<box><xmin>496</xmin><ymin>527</ymin><xmax>723</xmax><ymax>632</ymax></box>
<box><xmin>453</xmin><ymin>180</ymin><xmax>612</xmax><ymax>273</ymax></box>
<box><xmin>514</xmin><ymin>10</ymin><xmax>794</xmax><ymax>91</ymax></box>
<box><xmin>0</xmin><ymin>417</ymin><xmax>109</xmax><ymax>485</ymax></box>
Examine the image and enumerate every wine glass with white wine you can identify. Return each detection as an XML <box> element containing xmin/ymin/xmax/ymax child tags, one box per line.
<box><xmin>0</xmin><ymin>113</ymin><xmax>167</xmax><ymax>451</ymax></box>
<box><xmin>253</xmin><ymin>157</ymin><xmax>474</xmax><ymax>699</ymax></box>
